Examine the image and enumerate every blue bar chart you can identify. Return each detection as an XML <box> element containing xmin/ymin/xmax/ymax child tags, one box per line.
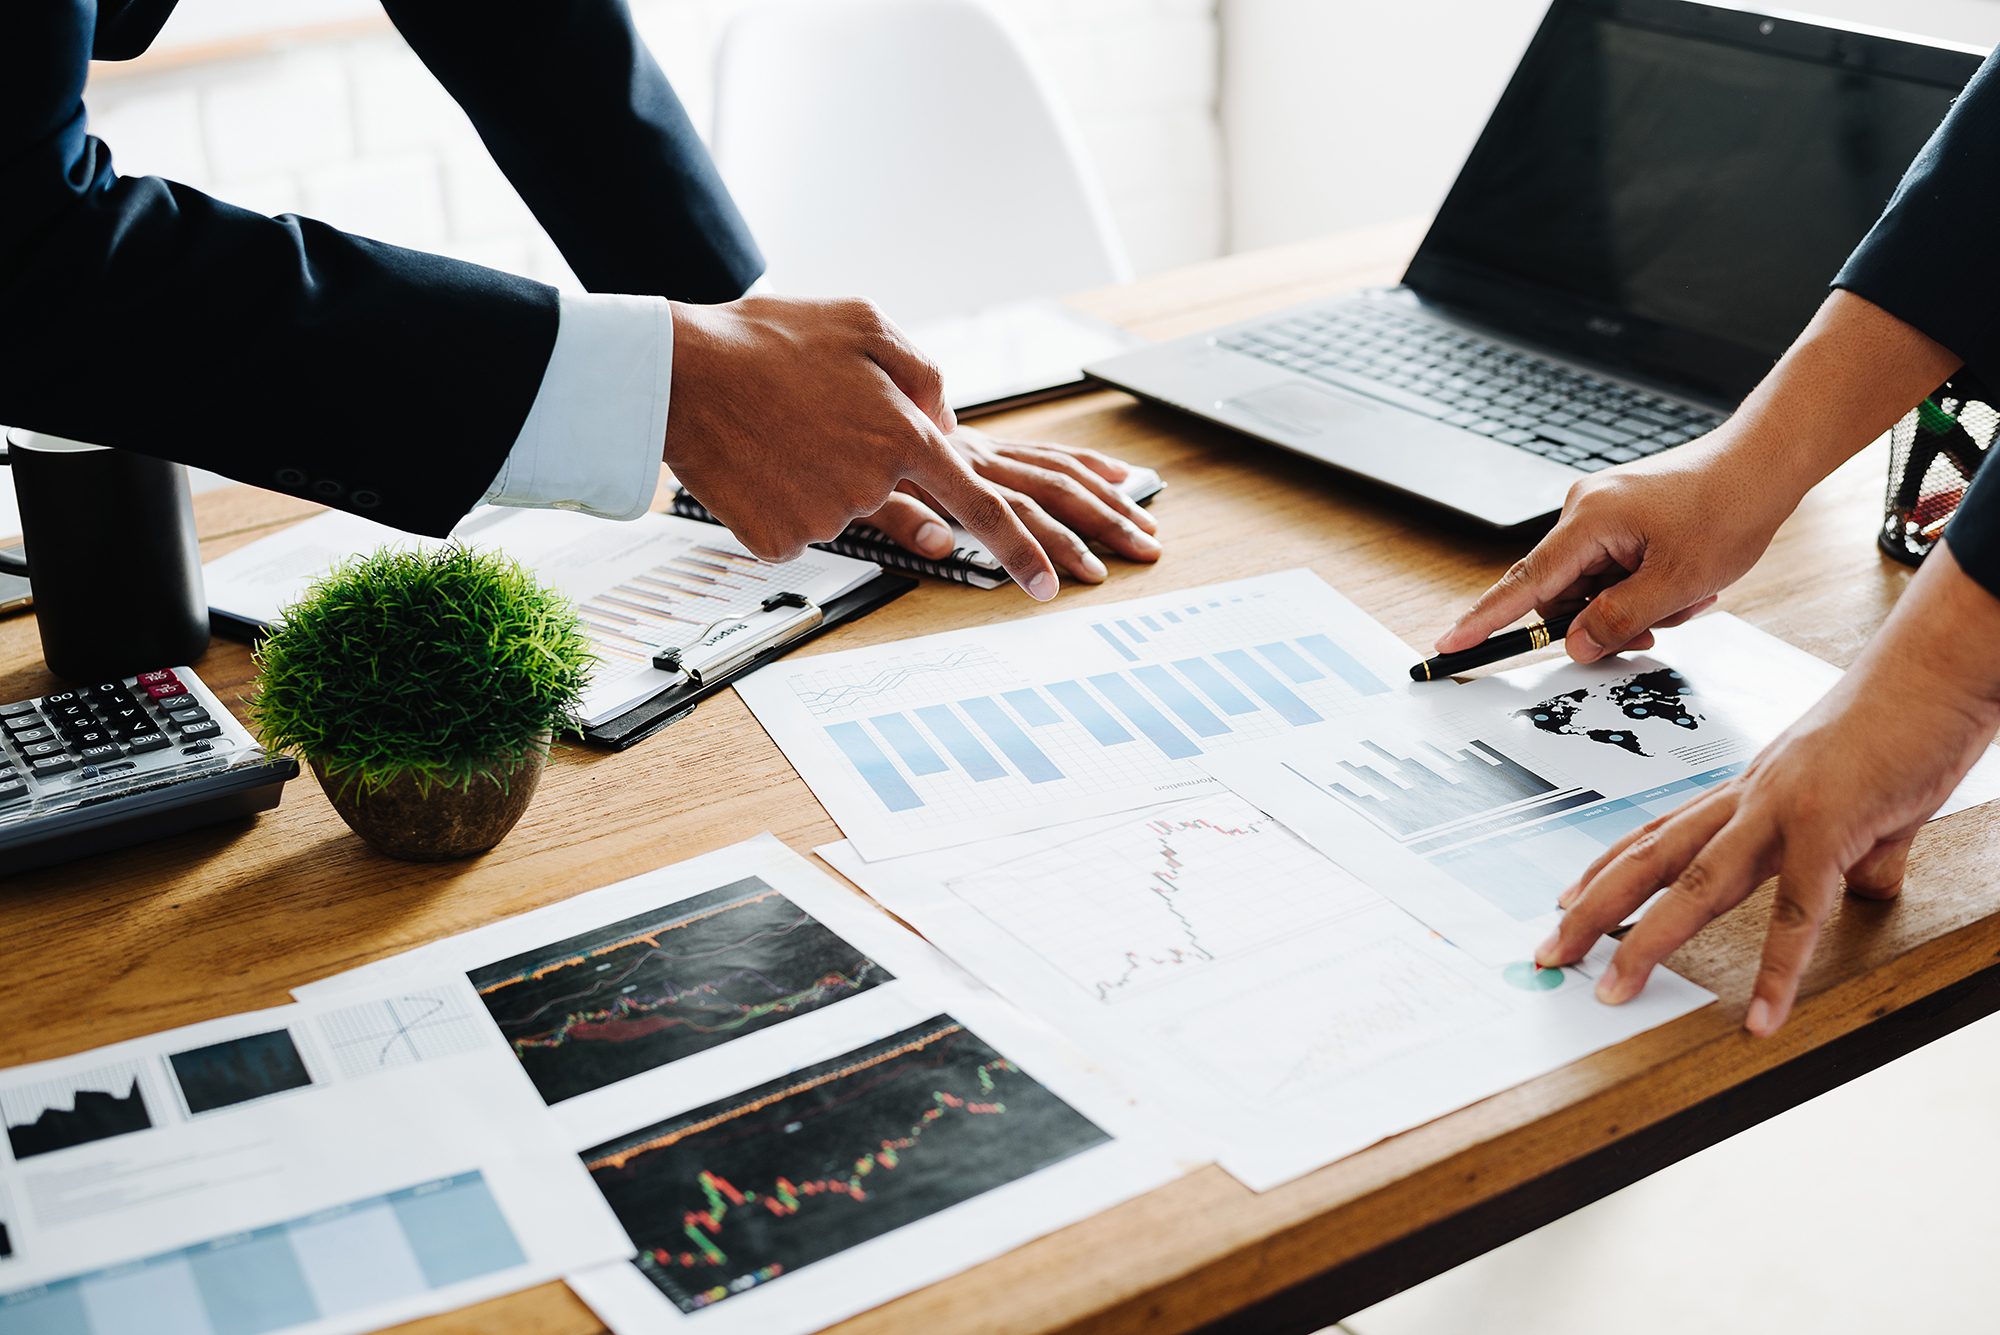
<box><xmin>741</xmin><ymin>570</ymin><xmax>1422</xmax><ymax>858</ymax></box>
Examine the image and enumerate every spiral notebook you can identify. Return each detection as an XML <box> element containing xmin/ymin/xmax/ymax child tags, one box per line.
<box><xmin>670</xmin><ymin>466</ymin><xmax>1163</xmax><ymax>588</ymax></box>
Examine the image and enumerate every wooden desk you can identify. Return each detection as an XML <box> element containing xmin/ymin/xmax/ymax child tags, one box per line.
<box><xmin>8</xmin><ymin>222</ymin><xmax>2000</xmax><ymax>1335</ymax></box>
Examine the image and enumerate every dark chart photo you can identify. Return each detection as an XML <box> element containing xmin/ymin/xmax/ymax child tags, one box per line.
<box><xmin>468</xmin><ymin>877</ymin><xmax>893</xmax><ymax>1105</ymax></box>
<box><xmin>169</xmin><ymin>1029</ymin><xmax>315</xmax><ymax>1115</ymax></box>
<box><xmin>2</xmin><ymin>1062</ymin><xmax>153</xmax><ymax>1161</ymax></box>
<box><xmin>581</xmin><ymin>1015</ymin><xmax>1110</xmax><ymax>1314</ymax></box>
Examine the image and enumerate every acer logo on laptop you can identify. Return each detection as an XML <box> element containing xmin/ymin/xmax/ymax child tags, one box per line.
<box><xmin>1585</xmin><ymin>315</ymin><xmax>1625</xmax><ymax>338</ymax></box>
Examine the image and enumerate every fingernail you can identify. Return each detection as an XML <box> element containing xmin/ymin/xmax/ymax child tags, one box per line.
<box><xmin>1745</xmin><ymin>996</ymin><xmax>1773</xmax><ymax>1036</ymax></box>
<box><xmin>1533</xmin><ymin>931</ymin><xmax>1561</xmax><ymax>968</ymax></box>
<box><xmin>1026</xmin><ymin>572</ymin><xmax>1058</xmax><ymax>602</ymax></box>
<box><xmin>913</xmin><ymin>521</ymin><xmax>952</xmax><ymax>556</ymax></box>
<box><xmin>1129</xmin><ymin>528</ymin><xmax>1162</xmax><ymax>556</ymax></box>
<box><xmin>1079</xmin><ymin>551</ymin><xmax>1108</xmax><ymax>581</ymax></box>
<box><xmin>1594</xmin><ymin>961</ymin><xmax>1625</xmax><ymax>1004</ymax></box>
<box><xmin>1571</xmin><ymin>628</ymin><xmax>1605</xmax><ymax>663</ymax></box>
<box><xmin>1557</xmin><ymin>882</ymin><xmax>1581</xmax><ymax>909</ymax></box>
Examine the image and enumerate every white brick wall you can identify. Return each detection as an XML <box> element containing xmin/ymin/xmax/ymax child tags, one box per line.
<box><xmin>81</xmin><ymin>0</ymin><xmax>1224</xmax><ymax>291</ymax></box>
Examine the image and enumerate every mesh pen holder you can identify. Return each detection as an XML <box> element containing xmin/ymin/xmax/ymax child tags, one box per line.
<box><xmin>1881</xmin><ymin>378</ymin><xmax>1998</xmax><ymax>566</ymax></box>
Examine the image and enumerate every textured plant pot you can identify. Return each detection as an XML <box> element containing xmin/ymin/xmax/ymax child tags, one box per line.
<box><xmin>311</xmin><ymin>739</ymin><xmax>547</xmax><ymax>861</ymax></box>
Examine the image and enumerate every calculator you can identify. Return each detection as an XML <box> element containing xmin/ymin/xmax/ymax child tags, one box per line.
<box><xmin>1</xmin><ymin>667</ymin><xmax>298</xmax><ymax>874</ymax></box>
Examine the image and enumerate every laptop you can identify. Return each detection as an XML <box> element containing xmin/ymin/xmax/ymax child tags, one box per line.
<box><xmin>1087</xmin><ymin>0</ymin><xmax>1984</xmax><ymax>527</ymax></box>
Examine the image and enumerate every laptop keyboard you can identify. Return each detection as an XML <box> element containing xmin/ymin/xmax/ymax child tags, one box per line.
<box><xmin>1216</xmin><ymin>301</ymin><xmax>1728</xmax><ymax>472</ymax></box>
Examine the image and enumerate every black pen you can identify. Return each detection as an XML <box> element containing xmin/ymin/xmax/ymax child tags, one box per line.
<box><xmin>1408</xmin><ymin>611</ymin><xmax>1578</xmax><ymax>682</ymax></box>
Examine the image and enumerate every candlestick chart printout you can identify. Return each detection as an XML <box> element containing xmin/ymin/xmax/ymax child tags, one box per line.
<box><xmin>737</xmin><ymin>570</ymin><xmax>1420</xmax><ymax>859</ymax></box>
<box><xmin>581</xmin><ymin>1016</ymin><xmax>1107</xmax><ymax>1314</ymax></box>
<box><xmin>468</xmin><ymin>877</ymin><xmax>892</xmax><ymax>1105</ymax></box>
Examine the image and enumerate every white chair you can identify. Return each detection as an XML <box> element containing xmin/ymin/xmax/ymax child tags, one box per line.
<box><xmin>710</xmin><ymin>0</ymin><xmax>1130</xmax><ymax>329</ymax></box>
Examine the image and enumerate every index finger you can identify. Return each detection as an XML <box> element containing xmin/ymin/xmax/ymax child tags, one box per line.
<box><xmin>1435</xmin><ymin>520</ymin><xmax>1611</xmax><ymax>652</ymax></box>
<box><xmin>909</xmin><ymin>428</ymin><xmax>1060</xmax><ymax>601</ymax></box>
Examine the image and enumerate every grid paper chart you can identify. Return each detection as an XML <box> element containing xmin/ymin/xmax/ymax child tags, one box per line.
<box><xmin>739</xmin><ymin>570</ymin><xmax>1418</xmax><ymax>859</ymax></box>
<box><xmin>315</xmin><ymin>990</ymin><xmax>490</xmax><ymax>1080</ymax></box>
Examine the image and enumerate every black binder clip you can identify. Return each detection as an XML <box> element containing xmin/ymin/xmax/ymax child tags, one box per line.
<box><xmin>652</xmin><ymin>591</ymin><xmax>826</xmax><ymax>686</ymax></box>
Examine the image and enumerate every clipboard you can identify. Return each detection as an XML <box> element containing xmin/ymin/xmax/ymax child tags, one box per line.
<box><xmin>209</xmin><ymin>570</ymin><xmax>917</xmax><ymax>751</ymax></box>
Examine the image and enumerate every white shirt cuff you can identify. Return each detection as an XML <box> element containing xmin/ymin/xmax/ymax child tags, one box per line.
<box><xmin>483</xmin><ymin>292</ymin><xmax>671</xmax><ymax>521</ymax></box>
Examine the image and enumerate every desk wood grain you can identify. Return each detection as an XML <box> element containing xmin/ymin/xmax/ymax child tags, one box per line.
<box><xmin>8</xmin><ymin>224</ymin><xmax>1999</xmax><ymax>1334</ymax></box>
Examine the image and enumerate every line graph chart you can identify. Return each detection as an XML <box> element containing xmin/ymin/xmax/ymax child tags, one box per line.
<box><xmin>317</xmin><ymin>988</ymin><xmax>490</xmax><ymax>1079</ymax></box>
<box><xmin>944</xmin><ymin>796</ymin><xmax>1377</xmax><ymax>1002</ymax></box>
<box><xmin>2</xmin><ymin>1060</ymin><xmax>154</xmax><ymax>1161</ymax></box>
<box><xmin>468</xmin><ymin>876</ymin><xmax>893</xmax><ymax>1105</ymax></box>
<box><xmin>788</xmin><ymin>649</ymin><xmax>1002</xmax><ymax>717</ymax></box>
<box><xmin>580</xmin><ymin>1016</ymin><xmax>1106</xmax><ymax>1314</ymax></box>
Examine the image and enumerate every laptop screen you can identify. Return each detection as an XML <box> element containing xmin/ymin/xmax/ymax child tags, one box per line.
<box><xmin>1403</xmin><ymin>0</ymin><xmax>1981</xmax><ymax>401</ymax></box>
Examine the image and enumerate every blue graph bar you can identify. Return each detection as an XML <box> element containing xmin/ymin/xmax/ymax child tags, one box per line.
<box><xmin>1002</xmin><ymin>689</ymin><xmax>1062</xmax><ymax>726</ymax></box>
<box><xmin>1256</xmin><ymin>641</ymin><xmax>1326</xmax><ymax>684</ymax></box>
<box><xmin>1172</xmin><ymin>657</ymin><xmax>1258</xmax><ymax>715</ymax></box>
<box><xmin>1140</xmin><ymin>615</ymin><xmax>1163</xmax><ymax>632</ymax></box>
<box><xmin>1047</xmin><ymin>680</ymin><xmax>1133</xmax><ymax>746</ymax></box>
<box><xmin>1163</xmin><ymin>610</ymin><xmax>1183</xmax><ymax>624</ymax></box>
<box><xmin>1090</xmin><ymin>622</ymin><xmax>1139</xmax><ymax>662</ymax></box>
<box><xmin>1087</xmin><ymin>673</ymin><xmax>1202</xmax><ymax>759</ymax></box>
<box><xmin>1217</xmin><ymin>650</ymin><xmax>1322</xmax><ymax>725</ymax></box>
<box><xmin>1116</xmin><ymin>619</ymin><xmax>1147</xmax><ymax>643</ymax></box>
<box><xmin>1133</xmin><ymin>665</ymin><xmax>1230</xmax><ymax>737</ymax></box>
<box><xmin>1299</xmin><ymin>633</ymin><xmax>1391</xmax><ymax>696</ymax></box>
<box><xmin>915</xmin><ymin>705</ymin><xmax>1007</xmax><ymax>781</ymax></box>
<box><xmin>827</xmin><ymin>723</ymin><xmax>924</xmax><ymax>811</ymax></box>
<box><xmin>869</xmin><ymin>713</ymin><xmax>949</xmax><ymax>775</ymax></box>
<box><xmin>960</xmin><ymin>697</ymin><xmax>1064</xmax><ymax>783</ymax></box>
<box><xmin>1186</xmin><ymin>606</ymin><xmax>1201</xmax><ymax>615</ymax></box>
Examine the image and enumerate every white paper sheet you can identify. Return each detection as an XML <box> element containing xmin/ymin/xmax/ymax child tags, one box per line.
<box><xmin>818</xmin><ymin>794</ymin><xmax>1713</xmax><ymax>1192</ymax></box>
<box><xmin>294</xmin><ymin>836</ymin><xmax>1188</xmax><ymax>1335</ymax></box>
<box><xmin>1204</xmin><ymin>613</ymin><xmax>2000</xmax><ymax>964</ymax></box>
<box><xmin>0</xmin><ymin>988</ymin><xmax>631</xmax><ymax>1335</ymax></box>
<box><xmin>200</xmin><ymin>507</ymin><xmax>881</xmax><ymax>726</ymax></box>
<box><xmin>734</xmin><ymin>569</ymin><xmax>1430</xmax><ymax>860</ymax></box>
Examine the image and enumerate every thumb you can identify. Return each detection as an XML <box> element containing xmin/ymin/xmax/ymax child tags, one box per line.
<box><xmin>1845</xmin><ymin>830</ymin><xmax>1917</xmax><ymax>901</ymax></box>
<box><xmin>1568</xmin><ymin>565</ymin><xmax>1702</xmax><ymax>663</ymax></box>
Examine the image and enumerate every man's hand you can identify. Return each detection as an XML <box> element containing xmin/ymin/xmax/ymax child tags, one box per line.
<box><xmin>1534</xmin><ymin>543</ymin><xmax>2000</xmax><ymax>1036</ymax></box>
<box><xmin>664</xmin><ymin>296</ymin><xmax>1060</xmax><ymax>601</ymax></box>
<box><xmin>1439</xmin><ymin>292</ymin><xmax>1964</xmax><ymax>663</ymax></box>
<box><xmin>859</xmin><ymin>426</ymin><xmax>1162</xmax><ymax>584</ymax></box>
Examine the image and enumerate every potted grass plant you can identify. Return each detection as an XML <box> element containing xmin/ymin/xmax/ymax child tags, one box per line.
<box><xmin>249</xmin><ymin>545</ymin><xmax>593</xmax><ymax>861</ymax></box>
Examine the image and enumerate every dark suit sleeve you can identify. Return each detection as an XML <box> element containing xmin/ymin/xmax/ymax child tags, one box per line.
<box><xmin>379</xmin><ymin>0</ymin><xmax>763</xmax><ymax>303</ymax></box>
<box><xmin>1833</xmin><ymin>51</ymin><xmax>2000</xmax><ymax>596</ymax></box>
<box><xmin>0</xmin><ymin>1</ymin><xmax>559</xmax><ymax>538</ymax></box>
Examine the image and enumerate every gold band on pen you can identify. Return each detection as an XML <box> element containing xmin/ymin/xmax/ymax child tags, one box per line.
<box><xmin>1418</xmin><ymin>660</ymin><xmax>1432</xmax><ymax>681</ymax></box>
<box><xmin>1528</xmin><ymin>621</ymin><xmax>1550</xmax><ymax>651</ymax></box>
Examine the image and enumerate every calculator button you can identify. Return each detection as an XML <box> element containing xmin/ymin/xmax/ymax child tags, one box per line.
<box><xmin>76</xmin><ymin>742</ymin><xmax>123</xmax><ymax>764</ymax></box>
<box><xmin>0</xmin><ymin>701</ymin><xmax>36</xmax><ymax>719</ymax></box>
<box><xmin>9</xmin><ymin>727</ymin><xmax>53</xmax><ymax>746</ymax></box>
<box><xmin>68</xmin><ymin>728</ymin><xmax>113</xmax><ymax>750</ymax></box>
<box><xmin>88</xmin><ymin>683</ymin><xmax>128</xmax><ymax>699</ymax></box>
<box><xmin>41</xmin><ymin>690</ymin><xmax>80</xmax><ymax>707</ymax></box>
<box><xmin>177</xmin><ymin>719</ymin><xmax>223</xmax><ymax>741</ymax></box>
<box><xmin>3</xmin><ymin>714</ymin><xmax>43</xmax><ymax>733</ymax></box>
<box><xmin>105</xmin><ymin>707</ymin><xmax>150</xmax><ymax>733</ymax></box>
<box><xmin>166</xmin><ymin>706</ymin><xmax>210</xmax><ymax>727</ymax></box>
<box><xmin>126</xmin><ymin>732</ymin><xmax>172</xmax><ymax>754</ymax></box>
<box><xmin>48</xmin><ymin>702</ymin><xmax>91</xmax><ymax>724</ymax></box>
<box><xmin>136</xmin><ymin>670</ymin><xmax>178</xmax><ymax>687</ymax></box>
<box><xmin>0</xmin><ymin>780</ymin><xmax>26</xmax><ymax>805</ymax></box>
<box><xmin>30</xmin><ymin>755</ymin><xmax>76</xmax><ymax>775</ymax></box>
<box><xmin>145</xmin><ymin>681</ymin><xmax>188</xmax><ymax>702</ymax></box>
<box><xmin>22</xmin><ymin>740</ymin><xmax>67</xmax><ymax>759</ymax></box>
<box><xmin>181</xmin><ymin>740</ymin><xmax>214</xmax><ymax>756</ymax></box>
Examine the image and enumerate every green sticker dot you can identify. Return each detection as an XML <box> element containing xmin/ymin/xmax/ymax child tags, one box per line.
<box><xmin>1504</xmin><ymin>961</ymin><xmax>1566</xmax><ymax>991</ymax></box>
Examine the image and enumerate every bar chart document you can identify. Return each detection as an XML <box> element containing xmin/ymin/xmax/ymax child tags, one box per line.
<box><xmin>0</xmin><ymin>991</ymin><xmax>630</xmax><ymax>1335</ymax></box>
<box><xmin>296</xmin><ymin>836</ymin><xmax>1186</xmax><ymax>1335</ymax></box>
<box><xmin>1206</xmin><ymin>614</ymin><xmax>2000</xmax><ymax>963</ymax></box>
<box><xmin>820</xmin><ymin>794</ymin><xmax>1711</xmax><ymax>1191</ymax></box>
<box><xmin>735</xmin><ymin>569</ymin><xmax>1422</xmax><ymax>859</ymax></box>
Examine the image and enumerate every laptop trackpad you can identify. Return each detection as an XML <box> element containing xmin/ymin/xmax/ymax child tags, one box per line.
<box><xmin>1223</xmin><ymin>382</ymin><xmax>1384</xmax><ymax>436</ymax></box>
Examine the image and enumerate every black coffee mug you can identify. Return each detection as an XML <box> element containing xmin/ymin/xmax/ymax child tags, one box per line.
<box><xmin>1</xmin><ymin>429</ymin><xmax>210</xmax><ymax>680</ymax></box>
